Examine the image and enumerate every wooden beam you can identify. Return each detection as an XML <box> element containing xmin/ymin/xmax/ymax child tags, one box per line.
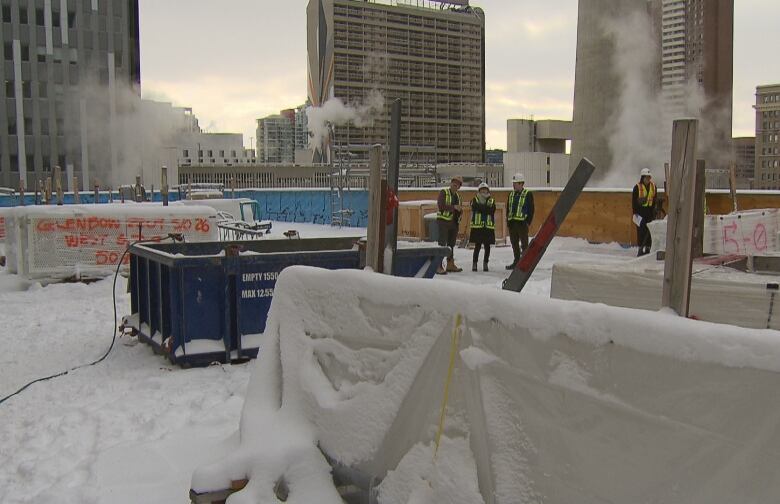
<box><xmin>662</xmin><ymin>119</ymin><xmax>698</xmax><ymax>317</ymax></box>
<box><xmin>728</xmin><ymin>162</ymin><xmax>739</xmax><ymax>213</ymax></box>
<box><xmin>691</xmin><ymin>159</ymin><xmax>706</xmax><ymax>259</ymax></box>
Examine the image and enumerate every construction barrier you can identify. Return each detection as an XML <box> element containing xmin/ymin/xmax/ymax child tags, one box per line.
<box><xmin>5</xmin><ymin>204</ymin><xmax>218</xmax><ymax>281</ymax></box>
<box><xmin>649</xmin><ymin>208</ymin><xmax>780</xmax><ymax>255</ymax></box>
<box><xmin>192</xmin><ymin>268</ymin><xmax>780</xmax><ymax>504</ymax></box>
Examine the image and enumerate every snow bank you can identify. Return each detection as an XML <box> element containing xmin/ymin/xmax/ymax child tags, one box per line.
<box><xmin>194</xmin><ymin>267</ymin><xmax>780</xmax><ymax>503</ymax></box>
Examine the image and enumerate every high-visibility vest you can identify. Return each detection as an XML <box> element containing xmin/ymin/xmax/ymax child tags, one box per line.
<box><xmin>637</xmin><ymin>182</ymin><xmax>656</xmax><ymax>207</ymax></box>
<box><xmin>508</xmin><ymin>189</ymin><xmax>530</xmax><ymax>222</ymax></box>
<box><xmin>437</xmin><ymin>188</ymin><xmax>459</xmax><ymax>221</ymax></box>
<box><xmin>470</xmin><ymin>196</ymin><xmax>495</xmax><ymax>230</ymax></box>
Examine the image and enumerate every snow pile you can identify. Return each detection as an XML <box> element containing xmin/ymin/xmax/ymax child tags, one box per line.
<box><xmin>194</xmin><ymin>267</ymin><xmax>780</xmax><ymax>503</ymax></box>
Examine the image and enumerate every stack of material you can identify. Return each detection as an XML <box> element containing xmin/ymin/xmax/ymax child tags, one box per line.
<box><xmin>398</xmin><ymin>200</ymin><xmax>438</xmax><ymax>240</ymax></box>
<box><xmin>551</xmin><ymin>258</ymin><xmax>780</xmax><ymax>330</ymax></box>
<box><xmin>649</xmin><ymin>209</ymin><xmax>780</xmax><ymax>255</ymax></box>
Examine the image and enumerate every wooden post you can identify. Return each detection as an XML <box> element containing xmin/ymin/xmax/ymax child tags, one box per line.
<box><xmin>54</xmin><ymin>166</ymin><xmax>63</xmax><ymax>205</ymax></box>
<box><xmin>691</xmin><ymin>159</ymin><xmax>706</xmax><ymax>259</ymax></box>
<box><xmin>45</xmin><ymin>177</ymin><xmax>52</xmax><ymax>204</ymax></box>
<box><xmin>662</xmin><ymin>119</ymin><xmax>698</xmax><ymax>317</ymax></box>
<box><xmin>728</xmin><ymin>162</ymin><xmax>738</xmax><ymax>213</ymax></box>
<box><xmin>108</xmin><ymin>187</ymin><xmax>113</xmax><ymax>203</ymax></box>
<box><xmin>35</xmin><ymin>180</ymin><xmax>41</xmax><ymax>205</ymax></box>
<box><xmin>366</xmin><ymin>144</ymin><xmax>386</xmax><ymax>272</ymax></box>
<box><xmin>73</xmin><ymin>176</ymin><xmax>80</xmax><ymax>204</ymax></box>
<box><xmin>135</xmin><ymin>175</ymin><xmax>142</xmax><ymax>202</ymax></box>
<box><xmin>161</xmin><ymin>166</ymin><xmax>169</xmax><ymax>206</ymax></box>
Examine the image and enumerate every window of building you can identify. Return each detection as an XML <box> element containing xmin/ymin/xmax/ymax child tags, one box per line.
<box><xmin>19</xmin><ymin>7</ymin><xmax>27</xmax><ymax>24</ymax></box>
<box><xmin>198</xmin><ymin>150</ymin><xmax>203</xmax><ymax>157</ymax></box>
<box><xmin>39</xmin><ymin>81</ymin><xmax>47</xmax><ymax>97</ymax></box>
<box><xmin>7</xmin><ymin>117</ymin><xmax>16</xmax><ymax>135</ymax></box>
<box><xmin>42</xmin><ymin>156</ymin><xmax>51</xmax><ymax>171</ymax></box>
<box><xmin>5</xmin><ymin>80</ymin><xmax>13</xmax><ymax>98</ymax></box>
<box><xmin>2</xmin><ymin>5</ymin><xmax>10</xmax><ymax>23</ymax></box>
<box><xmin>41</xmin><ymin>119</ymin><xmax>49</xmax><ymax>135</ymax></box>
<box><xmin>26</xmin><ymin>154</ymin><xmax>34</xmax><ymax>170</ymax></box>
<box><xmin>22</xmin><ymin>81</ymin><xmax>31</xmax><ymax>98</ymax></box>
<box><xmin>36</xmin><ymin>8</ymin><xmax>44</xmax><ymax>26</ymax></box>
<box><xmin>24</xmin><ymin>117</ymin><xmax>32</xmax><ymax>133</ymax></box>
<box><xmin>68</xmin><ymin>11</ymin><xmax>76</xmax><ymax>28</ymax></box>
<box><xmin>37</xmin><ymin>46</ymin><xmax>46</xmax><ymax>63</ymax></box>
<box><xmin>21</xmin><ymin>44</ymin><xmax>29</xmax><ymax>61</ymax></box>
<box><xmin>182</xmin><ymin>149</ymin><xmax>189</xmax><ymax>158</ymax></box>
<box><xmin>3</xmin><ymin>42</ymin><xmax>12</xmax><ymax>60</ymax></box>
<box><xmin>219</xmin><ymin>150</ymin><xmax>225</xmax><ymax>157</ymax></box>
<box><xmin>207</xmin><ymin>150</ymin><xmax>213</xmax><ymax>157</ymax></box>
<box><xmin>52</xmin><ymin>10</ymin><xmax>60</xmax><ymax>27</ymax></box>
<box><xmin>10</xmin><ymin>155</ymin><xmax>18</xmax><ymax>172</ymax></box>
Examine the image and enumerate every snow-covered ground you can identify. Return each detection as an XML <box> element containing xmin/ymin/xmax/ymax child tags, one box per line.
<box><xmin>0</xmin><ymin>223</ymin><xmax>634</xmax><ymax>503</ymax></box>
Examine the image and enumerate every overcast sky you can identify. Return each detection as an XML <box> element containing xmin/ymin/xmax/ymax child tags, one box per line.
<box><xmin>139</xmin><ymin>0</ymin><xmax>780</xmax><ymax>150</ymax></box>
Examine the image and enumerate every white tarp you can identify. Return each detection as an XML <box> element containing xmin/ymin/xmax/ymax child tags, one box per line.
<box><xmin>649</xmin><ymin>209</ymin><xmax>780</xmax><ymax>255</ymax></box>
<box><xmin>5</xmin><ymin>203</ymin><xmax>218</xmax><ymax>280</ymax></box>
<box><xmin>193</xmin><ymin>267</ymin><xmax>780</xmax><ymax>503</ymax></box>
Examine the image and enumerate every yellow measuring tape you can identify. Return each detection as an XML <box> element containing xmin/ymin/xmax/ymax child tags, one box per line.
<box><xmin>433</xmin><ymin>312</ymin><xmax>462</xmax><ymax>461</ymax></box>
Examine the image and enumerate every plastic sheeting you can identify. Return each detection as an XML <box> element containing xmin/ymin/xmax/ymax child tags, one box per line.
<box><xmin>194</xmin><ymin>267</ymin><xmax>780</xmax><ymax>503</ymax></box>
<box><xmin>551</xmin><ymin>259</ymin><xmax>780</xmax><ymax>330</ymax></box>
<box><xmin>5</xmin><ymin>204</ymin><xmax>219</xmax><ymax>280</ymax></box>
<box><xmin>649</xmin><ymin>209</ymin><xmax>780</xmax><ymax>255</ymax></box>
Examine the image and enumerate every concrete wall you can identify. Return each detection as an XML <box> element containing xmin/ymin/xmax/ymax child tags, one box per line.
<box><xmin>504</xmin><ymin>153</ymin><xmax>570</xmax><ymax>187</ymax></box>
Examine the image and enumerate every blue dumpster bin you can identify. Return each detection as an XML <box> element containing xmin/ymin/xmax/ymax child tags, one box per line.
<box><xmin>123</xmin><ymin>237</ymin><xmax>449</xmax><ymax>366</ymax></box>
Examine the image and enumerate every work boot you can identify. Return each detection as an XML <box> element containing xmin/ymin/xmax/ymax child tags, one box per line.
<box><xmin>436</xmin><ymin>265</ymin><xmax>447</xmax><ymax>275</ymax></box>
<box><xmin>483</xmin><ymin>261</ymin><xmax>489</xmax><ymax>272</ymax></box>
<box><xmin>505</xmin><ymin>262</ymin><xmax>515</xmax><ymax>270</ymax></box>
<box><xmin>472</xmin><ymin>262</ymin><xmax>478</xmax><ymax>272</ymax></box>
<box><xmin>446</xmin><ymin>258</ymin><xmax>463</xmax><ymax>273</ymax></box>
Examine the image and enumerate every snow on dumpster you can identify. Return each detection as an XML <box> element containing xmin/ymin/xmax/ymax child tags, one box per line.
<box><xmin>4</xmin><ymin>203</ymin><xmax>218</xmax><ymax>281</ymax></box>
<box><xmin>192</xmin><ymin>267</ymin><xmax>780</xmax><ymax>503</ymax></box>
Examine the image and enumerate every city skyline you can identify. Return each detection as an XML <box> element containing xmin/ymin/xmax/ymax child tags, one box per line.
<box><xmin>139</xmin><ymin>0</ymin><xmax>779</xmax><ymax>151</ymax></box>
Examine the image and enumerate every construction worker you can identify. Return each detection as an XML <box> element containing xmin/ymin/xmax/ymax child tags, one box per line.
<box><xmin>469</xmin><ymin>182</ymin><xmax>496</xmax><ymax>272</ymax></box>
<box><xmin>436</xmin><ymin>175</ymin><xmax>464</xmax><ymax>274</ymax></box>
<box><xmin>632</xmin><ymin>168</ymin><xmax>657</xmax><ymax>256</ymax></box>
<box><xmin>506</xmin><ymin>173</ymin><xmax>535</xmax><ymax>270</ymax></box>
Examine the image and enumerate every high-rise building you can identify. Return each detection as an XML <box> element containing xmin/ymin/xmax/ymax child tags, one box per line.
<box><xmin>570</xmin><ymin>0</ymin><xmax>648</xmax><ymax>179</ymax></box>
<box><xmin>256</xmin><ymin>114</ymin><xmax>295</xmax><ymax>164</ymax></box>
<box><xmin>649</xmin><ymin>0</ymin><xmax>733</xmax><ymax>148</ymax></box>
<box><xmin>307</xmin><ymin>0</ymin><xmax>485</xmax><ymax>164</ymax></box>
<box><xmin>732</xmin><ymin>136</ymin><xmax>755</xmax><ymax>189</ymax></box>
<box><xmin>0</xmin><ymin>0</ymin><xmax>141</xmax><ymax>189</ymax></box>
<box><xmin>571</xmin><ymin>0</ymin><xmax>733</xmax><ymax>181</ymax></box>
<box><xmin>755</xmin><ymin>84</ymin><xmax>780</xmax><ymax>189</ymax></box>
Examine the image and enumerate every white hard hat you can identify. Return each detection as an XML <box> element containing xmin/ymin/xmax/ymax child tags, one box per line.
<box><xmin>512</xmin><ymin>173</ymin><xmax>525</xmax><ymax>183</ymax></box>
<box><xmin>640</xmin><ymin>168</ymin><xmax>652</xmax><ymax>177</ymax></box>
<box><xmin>478</xmin><ymin>182</ymin><xmax>489</xmax><ymax>190</ymax></box>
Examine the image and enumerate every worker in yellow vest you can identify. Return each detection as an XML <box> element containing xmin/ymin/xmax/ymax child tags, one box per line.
<box><xmin>436</xmin><ymin>176</ymin><xmax>464</xmax><ymax>274</ymax></box>
<box><xmin>632</xmin><ymin>168</ymin><xmax>657</xmax><ymax>256</ymax></box>
<box><xmin>506</xmin><ymin>173</ymin><xmax>535</xmax><ymax>269</ymax></box>
<box><xmin>469</xmin><ymin>182</ymin><xmax>496</xmax><ymax>272</ymax></box>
